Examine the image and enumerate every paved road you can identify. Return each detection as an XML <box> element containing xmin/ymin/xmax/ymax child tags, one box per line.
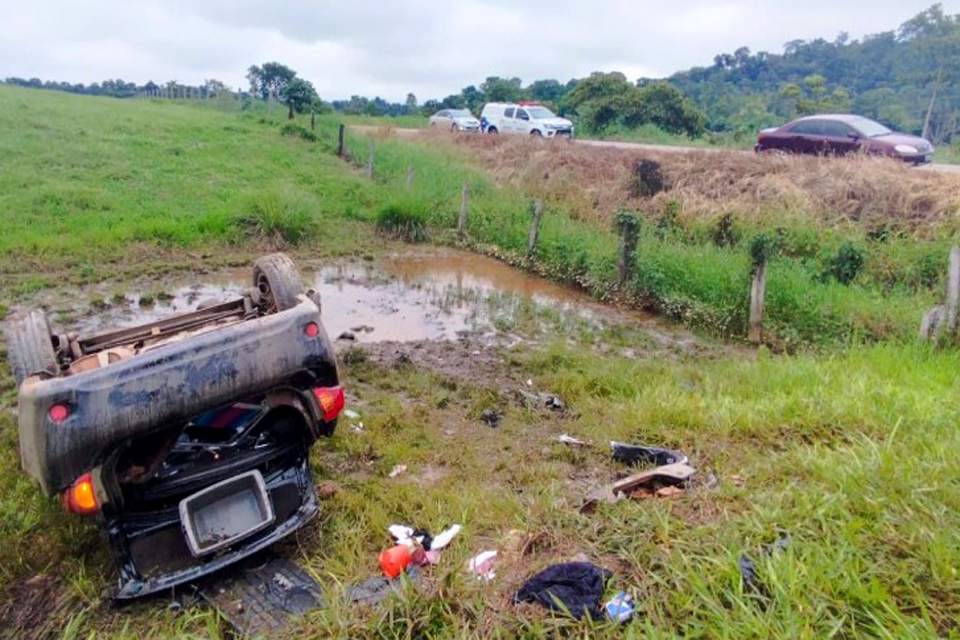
<box><xmin>576</xmin><ymin>137</ymin><xmax>960</xmax><ymax>174</ymax></box>
<box><xmin>354</xmin><ymin>126</ymin><xmax>960</xmax><ymax>174</ymax></box>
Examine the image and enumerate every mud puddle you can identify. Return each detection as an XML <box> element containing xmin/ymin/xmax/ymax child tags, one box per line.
<box><xmin>32</xmin><ymin>248</ymin><xmax>672</xmax><ymax>346</ymax></box>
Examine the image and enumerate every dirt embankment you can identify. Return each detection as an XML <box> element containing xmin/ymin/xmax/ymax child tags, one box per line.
<box><xmin>432</xmin><ymin>131</ymin><xmax>960</xmax><ymax>236</ymax></box>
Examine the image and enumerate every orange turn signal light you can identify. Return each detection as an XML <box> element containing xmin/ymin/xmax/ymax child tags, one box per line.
<box><xmin>61</xmin><ymin>472</ymin><xmax>98</xmax><ymax>514</ymax></box>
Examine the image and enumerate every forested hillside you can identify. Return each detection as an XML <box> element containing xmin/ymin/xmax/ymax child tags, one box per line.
<box><xmin>670</xmin><ymin>4</ymin><xmax>960</xmax><ymax>142</ymax></box>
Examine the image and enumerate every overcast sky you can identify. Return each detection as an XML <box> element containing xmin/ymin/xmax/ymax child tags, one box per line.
<box><xmin>1</xmin><ymin>1</ymin><xmax>955</xmax><ymax>102</ymax></box>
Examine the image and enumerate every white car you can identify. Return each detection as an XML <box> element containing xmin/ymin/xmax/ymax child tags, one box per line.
<box><xmin>480</xmin><ymin>103</ymin><xmax>574</xmax><ymax>137</ymax></box>
<box><xmin>429</xmin><ymin>109</ymin><xmax>481</xmax><ymax>132</ymax></box>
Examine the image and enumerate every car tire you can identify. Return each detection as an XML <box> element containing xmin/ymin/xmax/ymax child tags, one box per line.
<box><xmin>531</xmin><ymin>130</ymin><xmax>542</xmax><ymax>137</ymax></box>
<box><xmin>451</xmin><ymin>123</ymin><xmax>459</xmax><ymax>132</ymax></box>
<box><xmin>5</xmin><ymin>309</ymin><xmax>59</xmax><ymax>387</ymax></box>
<box><xmin>487</xmin><ymin>127</ymin><xmax>498</xmax><ymax>135</ymax></box>
<box><xmin>252</xmin><ymin>253</ymin><xmax>303</xmax><ymax>312</ymax></box>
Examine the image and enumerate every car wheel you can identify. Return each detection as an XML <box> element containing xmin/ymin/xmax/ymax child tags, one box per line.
<box><xmin>487</xmin><ymin>127</ymin><xmax>498</xmax><ymax>135</ymax></box>
<box><xmin>5</xmin><ymin>309</ymin><xmax>59</xmax><ymax>387</ymax></box>
<box><xmin>760</xmin><ymin>147</ymin><xmax>788</xmax><ymax>157</ymax></box>
<box><xmin>451</xmin><ymin>123</ymin><xmax>459</xmax><ymax>132</ymax></box>
<box><xmin>531</xmin><ymin>130</ymin><xmax>542</xmax><ymax>137</ymax></box>
<box><xmin>252</xmin><ymin>253</ymin><xmax>303</xmax><ymax>312</ymax></box>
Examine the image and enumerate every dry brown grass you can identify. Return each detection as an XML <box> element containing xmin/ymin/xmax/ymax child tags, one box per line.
<box><xmin>426</xmin><ymin>130</ymin><xmax>960</xmax><ymax>236</ymax></box>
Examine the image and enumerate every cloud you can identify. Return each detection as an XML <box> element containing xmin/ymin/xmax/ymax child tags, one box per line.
<box><xmin>0</xmin><ymin>0</ymin><xmax>953</xmax><ymax>101</ymax></box>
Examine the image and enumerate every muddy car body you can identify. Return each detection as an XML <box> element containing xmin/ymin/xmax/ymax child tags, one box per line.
<box><xmin>6</xmin><ymin>254</ymin><xmax>341</xmax><ymax>599</ymax></box>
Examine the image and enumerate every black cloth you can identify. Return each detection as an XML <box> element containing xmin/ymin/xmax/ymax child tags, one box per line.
<box><xmin>515</xmin><ymin>562</ymin><xmax>612</xmax><ymax>619</ymax></box>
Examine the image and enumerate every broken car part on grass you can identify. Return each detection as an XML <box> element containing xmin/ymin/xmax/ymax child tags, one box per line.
<box><xmin>5</xmin><ymin>253</ymin><xmax>343</xmax><ymax>599</ymax></box>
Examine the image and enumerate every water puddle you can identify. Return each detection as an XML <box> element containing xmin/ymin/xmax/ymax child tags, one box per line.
<box><xmin>34</xmin><ymin>248</ymin><xmax>660</xmax><ymax>345</ymax></box>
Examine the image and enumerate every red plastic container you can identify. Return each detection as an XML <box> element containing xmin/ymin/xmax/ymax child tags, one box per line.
<box><xmin>379</xmin><ymin>544</ymin><xmax>412</xmax><ymax>578</ymax></box>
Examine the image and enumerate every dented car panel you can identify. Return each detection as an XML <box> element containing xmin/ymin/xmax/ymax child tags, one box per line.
<box><xmin>18</xmin><ymin>295</ymin><xmax>335</xmax><ymax>495</ymax></box>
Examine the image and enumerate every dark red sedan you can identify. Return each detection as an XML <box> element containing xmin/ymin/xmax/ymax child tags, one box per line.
<box><xmin>755</xmin><ymin>114</ymin><xmax>935</xmax><ymax>164</ymax></box>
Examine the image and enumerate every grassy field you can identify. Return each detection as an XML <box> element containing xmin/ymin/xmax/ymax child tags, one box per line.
<box><xmin>1</xmin><ymin>86</ymin><xmax>960</xmax><ymax>639</ymax></box>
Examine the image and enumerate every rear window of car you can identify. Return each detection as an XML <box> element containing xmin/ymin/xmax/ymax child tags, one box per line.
<box><xmin>790</xmin><ymin>120</ymin><xmax>825</xmax><ymax>135</ymax></box>
<box><xmin>504</xmin><ymin>108</ymin><xmax>515</xmax><ymax>118</ymax></box>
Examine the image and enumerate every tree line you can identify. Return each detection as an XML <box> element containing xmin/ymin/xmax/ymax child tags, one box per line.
<box><xmin>670</xmin><ymin>3</ymin><xmax>960</xmax><ymax>142</ymax></box>
<box><xmin>6</xmin><ymin>4</ymin><xmax>956</xmax><ymax>143</ymax></box>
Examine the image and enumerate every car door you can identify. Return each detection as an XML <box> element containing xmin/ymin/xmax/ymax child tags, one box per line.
<box><xmin>503</xmin><ymin>107</ymin><xmax>516</xmax><ymax>133</ymax></box>
<box><xmin>515</xmin><ymin>108</ymin><xmax>531</xmax><ymax>133</ymax></box>
<box><xmin>821</xmin><ymin>120</ymin><xmax>859</xmax><ymax>156</ymax></box>
<box><xmin>788</xmin><ymin>120</ymin><xmax>826</xmax><ymax>155</ymax></box>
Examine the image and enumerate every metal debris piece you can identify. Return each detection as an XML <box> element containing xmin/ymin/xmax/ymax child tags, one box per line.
<box><xmin>610</xmin><ymin>441</ymin><xmax>688</xmax><ymax>467</ymax></box>
<box><xmin>581</xmin><ymin>463</ymin><xmax>697</xmax><ymax>512</ymax></box>
<box><xmin>199</xmin><ymin>554</ymin><xmax>323</xmax><ymax>637</ymax></box>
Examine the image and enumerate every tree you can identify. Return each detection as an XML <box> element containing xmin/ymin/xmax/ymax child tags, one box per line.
<box><xmin>480</xmin><ymin>76</ymin><xmax>525</xmax><ymax>103</ymax></box>
<box><xmin>565</xmin><ymin>72</ymin><xmax>633</xmax><ymax>132</ymax></box>
<box><xmin>528</xmin><ymin>79</ymin><xmax>566</xmax><ymax>103</ymax></box>
<box><xmin>247</xmin><ymin>62</ymin><xmax>297</xmax><ymax>101</ymax></box>
<box><xmin>404</xmin><ymin>93</ymin><xmax>418</xmax><ymax>115</ymax></box>
<box><xmin>280</xmin><ymin>78</ymin><xmax>319</xmax><ymax>118</ymax></box>
<box><xmin>633</xmin><ymin>82</ymin><xmax>706</xmax><ymax>136</ymax></box>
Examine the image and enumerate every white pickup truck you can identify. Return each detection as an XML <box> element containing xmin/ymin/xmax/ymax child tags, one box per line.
<box><xmin>480</xmin><ymin>102</ymin><xmax>574</xmax><ymax>138</ymax></box>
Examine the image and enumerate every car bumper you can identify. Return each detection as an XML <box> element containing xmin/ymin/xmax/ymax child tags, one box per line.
<box><xmin>18</xmin><ymin>296</ymin><xmax>334</xmax><ymax>494</ymax></box>
<box><xmin>897</xmin><ymin>152</ymin><xmax>934</xmax><ymax>164</ymax></box>
<box><xmin>544</xmin><ymin>128</ymin><xmax>573</xmax><ymax>138</ymax></box>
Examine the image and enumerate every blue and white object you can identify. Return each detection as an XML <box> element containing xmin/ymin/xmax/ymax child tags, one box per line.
<box><xmin>604</xmin><ymin>591</ymin><xmax>634</xmax><ymax>623</ymax></box>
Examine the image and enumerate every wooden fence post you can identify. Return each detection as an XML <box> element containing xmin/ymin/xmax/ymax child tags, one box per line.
<box><xmin>748</xmin><ymin>259</ymin><xmax>767</xmax><ymax>345</ymax></box>
<box><xmin>337</xmin><ymin>124</ymin><xmax>346</xmax><ymax>157</ymax></box>
<box><xmin>615</xmin><ymin>211</ymin><xmax>639</xmax><ymax>287</ymax></box>
<box><xmin>527</xmin><ymin>199</ymin><xmax>543</xmax><ymax>255</ymax></box>
<box><xmin>457</xmin><ymin>182</ymin><xmax>469</xmax><ymax>236</ymax></box>
<box><xmin>947</xmin><ymin>245</ymin><xmax>960</xmax><ymax>336</ymax></box>
<box><xmin>366</xmin><ymin>139</ymin><xmax>374</xmax><ymax>179</ymax></box>
<box><xmin>310</xmin><ymin>111</ymin><xmax>316</xmax><ymax>131</ymax></box>
<box><xmin>406</xmin><ymin>165</ymin><xmax>414</xmax><ymax>189</ymax></box>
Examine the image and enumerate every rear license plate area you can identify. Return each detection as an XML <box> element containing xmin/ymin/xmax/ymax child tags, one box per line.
<box><xmin>180</xmin><ymin>470</ymin><xmax>275</xmax><ymax>557</ymax></box>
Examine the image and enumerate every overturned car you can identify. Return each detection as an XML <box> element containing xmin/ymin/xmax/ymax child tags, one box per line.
<box><xmin>5</xmin><ymin>253</ymin><xmax>341</xmax><ymax>599</ymax></box>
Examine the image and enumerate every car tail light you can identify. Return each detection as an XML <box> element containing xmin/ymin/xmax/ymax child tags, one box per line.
<box><xmin>48</xmin><ymin>403</ymin><xmax>69</xmax><ymax>422</ymax></box>
<box><xmin>304</xmin><ymin>321</ymin><xmax>319</xmax><ymax>338</ymax></box>
<box><xmin>312</xmin><ymin>386</ymin><xmax>344</xmax><ymax>421</ymax></box>
<box><xmin>61</xmin><ymin>473</ymin><xmax>98</xmax><ymax>514</ymax></box>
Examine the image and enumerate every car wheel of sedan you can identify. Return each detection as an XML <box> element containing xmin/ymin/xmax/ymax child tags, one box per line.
<box><xmin>451</xmin><ymin>123</ymin><xmax>459</xmax><ymax>132</ymax></box>
<box><xmin>5</xmin><ymin>309</ymin><xmax>59</xmax><ymax>387</ymax></box>
<box><xmin>253</xmin><ymin>253</ymin><xmax>303</xmax><ymax>313</ymax></box>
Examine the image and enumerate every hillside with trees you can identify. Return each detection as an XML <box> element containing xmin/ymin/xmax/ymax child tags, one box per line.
<box><xmin>670</xmin><ymin>4</ymin><xmax>960</xmax><ymax>144</ymax></box>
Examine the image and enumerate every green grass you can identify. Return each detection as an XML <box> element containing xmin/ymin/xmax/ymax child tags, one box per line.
<box><xmin>1</xmin><ymin>86</ymin><xmax>959</xmax><ymax>638</ymax></box>
<box><xmin>336</xmin><ymin>113</ymin><xmax>429</xmax><ymax>128</ymax></box>
<box><xmin>581</xmin><ymin>122</ymin><xmax>755</xmax><ymax>150</ymax></box>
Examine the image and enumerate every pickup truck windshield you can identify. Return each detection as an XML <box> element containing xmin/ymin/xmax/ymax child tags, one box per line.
<box><xmin>527</xmin><ymin>107</ymin><xmax>556</xmax><ymax>119</ymax></box>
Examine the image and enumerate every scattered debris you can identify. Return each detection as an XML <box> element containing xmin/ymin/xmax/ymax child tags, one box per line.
<box><xmin>739</xmin><ymin>532</ymin><xmax>790</xmax><ymax>598</ymax></box>
<box><xmin>481</xmin><ymin>409</ymin><xmax>502</xmax><ymax>428</ymax></box>
<box><xmin>315</xmin><ymin>481</ymin><xmax>341</xmax><ymax>500</ymax></box>
<box><xmin>379</xmin><ymin>545</ymin><xmax>412</xmax><ymax>579</ymax></box>
<box><xmin>337</xmin><ymin>331</ymin><xmax>357</xmax><ymax>341</ymax></box>
<box><xmin>581</xmin><ymin>462</ymin><xmax>697</xmax><ymax>512</ymax></box>
<box><xmin>388</xmin><ymin>464</ymin><xmax>408</xmax><ymax>478</ymax></box>
<box><xmin>347</xmin><ymin>567</ymin><xmax>419</xmax><ymax>606</ymax></box>
<box><xmin>199</xmin><ymin>554</ymin><xmax>323</xmax><ymax>637</ymax></box>
<box><xmin>518</xmin><ymin>390</ymin><xmax>565</xmax><ymax>411</ymax></box>
<box><xmin>515</xmin><ymin>562</ymin><xmax>612</xmax><ymax>620</ymax></box>
<box><xmin>729</xmin><ymin>474</ymin><xmax>745</xmax><ymax>486</ymax></box>
<box><xmin>343</xmin><ymin>409</ymin><xmax>361</xmax><ymax>420</ymax></box>
<box><xmin>604</xmin><ymin>591</ymin><xmax>635</xmax><ymax>623</ymax></box>
<box><xmin>349</xmin><ymin>422</ymin><xmax>365</xmax><ymax>433</ymax></box>
<box><xmin>526</xmin><ymin>378</ymin><xmax>533</xmax><ymax>387</ymax></box>
<box><xmin>557</xmin><ymin>434</ymin><xmax>586</xmax><ymax>446</ymax></box>
<box><xmin>611</xmin><ymin>441</ymin><xmax>688</xmax><ymax>466</ymax></box>
<box><xmin>350</xmin><ymin>325</ymin><xmax>375</xmax><ymax>333</ymax></box>
<box><xmin>467</xmin><ymin>550</ymin><xmax>498</xmax><ymax>581</ymax></box>
<box><xmin>655</xmin><ymin>485</ymin><xmax>684</xmax><ymax>498</ymax></box>
<box><xmin>431</xmin><ymin>524</ymin><xmax>461</xmax><ymax>550</ymax></box>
